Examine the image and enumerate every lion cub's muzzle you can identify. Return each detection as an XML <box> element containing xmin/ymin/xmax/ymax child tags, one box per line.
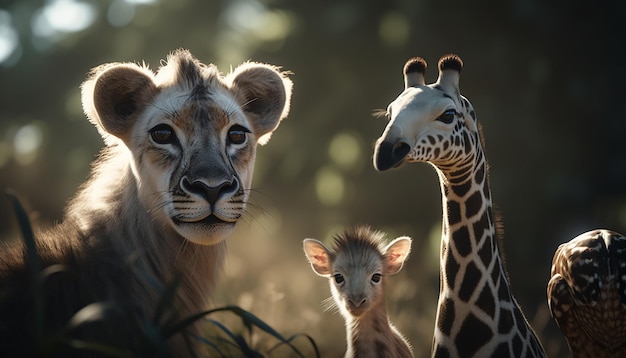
<box><xmin>171</xmin><ymin>173</ymin><xmax>244</xmax><ymax>228</ymax></box>
<box><xmin>180</xmin><ymin>175</ymin><xmax>240</xmax><ymax>207</ymax></box>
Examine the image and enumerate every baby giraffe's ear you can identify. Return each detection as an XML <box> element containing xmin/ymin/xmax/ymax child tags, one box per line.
<box><xmin>383</xmin><ymin>236</ymin><xmax>412</xmax><ymax>275</ymax></box>
<box><xmin>303</xmin><ymin>239</ymin><xmax>333</xmax><ymax>277</ymax></box>
<box><xmin>226</xmin><ymin>62</ymin><xmax>293</xmax><ymax>145</ymax></box>
<box><xmin>81</xmin><ymin>62</ymin><xmax>158</xmax><ymax>145</ymax></box>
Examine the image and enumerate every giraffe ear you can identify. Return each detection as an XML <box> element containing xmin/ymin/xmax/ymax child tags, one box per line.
<box><xmin>403</xmin><ymin>57</ymin><xmax>427</xmax><ymax>88</ymax></box>
<box><xmin>303</xmin><ymin>239</ymin><xmax>333</xmax><ymax>277</ymax></box>
<box><xmin>436</xmin><ymin>54</ymin><xmax>463</xmax><ymax>94</ymax></box>
<box><xmin>383</xmin><ymin>236</ymin><xmax>412</xmax><ymax>274</ymax></box>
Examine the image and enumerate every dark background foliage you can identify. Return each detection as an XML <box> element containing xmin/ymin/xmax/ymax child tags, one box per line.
<box><xmin>0</xmin><ymin>0</ymin><xmax>624</xmax><ymax>356</ymax></box>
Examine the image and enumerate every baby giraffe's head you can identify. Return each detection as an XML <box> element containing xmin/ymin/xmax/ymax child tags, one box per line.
<box><xmin>303</xmin><ymin>226</ymin><xmax>411</xmax><ymax>318</ymax></box>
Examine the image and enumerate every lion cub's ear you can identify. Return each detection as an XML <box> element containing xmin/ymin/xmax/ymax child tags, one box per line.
<box><xmin>226</xmin><ymin>63</ymin><xmax>293</xmax><ymax>145</ymax></box>
<box><xmin>82</xmin><ymin>63</ymin><xmax>159</xmax><ymax>145</ymax></box>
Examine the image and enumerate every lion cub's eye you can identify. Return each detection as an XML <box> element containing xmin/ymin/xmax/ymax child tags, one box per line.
<box><xmin>228</xmin><ymin>125</ymin><xmax>249</xmax><ymax>145</ymax></box>
<box><xmin>150</xmin><ymin>124</ymin><xmax>176</xmax><ymax>144</ymax></box>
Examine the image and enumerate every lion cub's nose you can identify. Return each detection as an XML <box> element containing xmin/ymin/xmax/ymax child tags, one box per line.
<box><xmin>181</xmin><ymin>177</ymin><xmax>238</xmax><ymax>204</ymax></box>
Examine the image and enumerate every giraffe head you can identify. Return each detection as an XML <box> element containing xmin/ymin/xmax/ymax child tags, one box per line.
<box><xmin>303</xmin><ymin>226</ymin><xmax>411</xmax><ymax>318</ymax></box>
<box><xmin>373</xmin><ymin>54</ymin><xmax>480</xmax><ymax>173</ymax></box>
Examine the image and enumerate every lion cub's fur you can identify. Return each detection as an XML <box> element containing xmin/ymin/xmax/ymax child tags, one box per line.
<box><xmin>0</xmin><ymin>49</ymin><xmax>292</xmax><ymax>356</ymax></box>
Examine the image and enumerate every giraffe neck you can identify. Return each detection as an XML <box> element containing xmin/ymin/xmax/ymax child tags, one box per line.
<box><xmin>432</xmin><ymin>143</ymin><xmax>519</xmax><ymax>356</ymax></box>
<box><xmin>344</xmin><ymin>299</ymin><xmax>410</xmax><ymax>358</ymax></box>
<box><xmin>429</xmin><ymin>136</ymin><xmax>545</xmax><ymax>357</ymax></box>
<box><xmin>436</xmin><ymin>146</ymin><xmax>509</xmax><ymax>304</ymax></box>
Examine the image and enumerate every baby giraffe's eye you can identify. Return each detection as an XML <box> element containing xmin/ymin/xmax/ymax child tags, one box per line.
<box><xmin>371</xmin><ymin>273</ymin><xmax>382</xmax><ymax>283</ymax></box>
<box><xmin>334</xmin><ymin>274</ymin><xmax>345</xmax><ymax>284</ymax></box>
<box><xmin>436</xmin><ymin>109</ymin><xmax>456</xmax><ymax>124</ymax></box>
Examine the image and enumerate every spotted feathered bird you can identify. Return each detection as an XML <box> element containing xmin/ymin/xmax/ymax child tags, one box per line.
<box><xmin>548</xmin><ymin>229</ymin><xmax>626</xmax><ymax>357</ymax></box>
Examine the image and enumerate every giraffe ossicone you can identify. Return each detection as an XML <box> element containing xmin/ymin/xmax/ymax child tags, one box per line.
<box><xmin>303</xmin><ymin>225</ymin><xmax>413</xmax><ymax>358</ymax></box>
<box><xmin>373</xmin><ymin>55</ymin><xmax>546</xmax><ymax>357</ymax></box>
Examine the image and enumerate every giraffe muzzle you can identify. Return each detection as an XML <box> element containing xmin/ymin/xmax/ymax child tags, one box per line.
<box><xmin>374</xmin><ymin>139</ymin><xmax>411</xmax><ymax>172</ymax></box>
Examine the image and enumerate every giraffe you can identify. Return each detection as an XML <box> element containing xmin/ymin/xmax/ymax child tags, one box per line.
<box><xmin>372</xmin><ymin>55</ymin><xmax>546</xmax><ymax>357</ymax></box>
<box><xmin>548</xmin><ymin>228</ymin><xmax>626</xmax><ymax>357</ymax></box>
<box><xmin>303</xmin><ymin>225</ymin><xmax>413</xmax><ymax>358</ymax></box>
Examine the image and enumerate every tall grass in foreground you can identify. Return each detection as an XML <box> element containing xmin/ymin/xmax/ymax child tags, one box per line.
<box><xmin>4</xmin><ymin>191</ymin><xmax>320</xmax><ymax>357</ymax></box>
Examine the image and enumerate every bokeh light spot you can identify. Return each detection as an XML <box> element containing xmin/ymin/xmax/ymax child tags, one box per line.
<box><xmin>315</xmin><ymin>167</ymin><xmax>344</xmax><ymax>206</ymax></box>
<box><xmin>0</xmin><ymin>11</ymin><xmax>18</xmax><ymax>65</ymax></box>
<box><xmin>379</xmin><ymin>11</ymin><xmax>410</xmax><ymax>47</ymax></box>
<box><xmin>0</xmin><ymin>141</ymin><xmax>11</xmax><ymax>168</ymax></box>
<box><xmin>65</xmin><ymin>89</ymin><xmax>83</xmax><ymax>119</ymax></box>
<box><xmin>107</xmin><ymin>0</ymin><xmax>136</xmax><ymax>27</ymax></box>
<box><xmin>224</xmin><ymin>0</ymin><xmax>266</xmax><ymax>32</ymax></box>
<box><xmin>14</xmin><ymin>123</ymin><xmax>44</xmax><ymax>165</ymax></box>
<box><xmin>315</xmin><ymin>167</ymin><xmax>345</xmax><ymax>206</ymax></box>
<box><xmin>328</xmin><ymin>132</ymin><xmax>361</xmax><ymax>170</ymax></box>
<box><xmin>32</xmin><ymin>0</ymin><xmax>97</xmax><ymax>39</ymax></box>
<box><xmin>254</xmin><ymin>10</ymin><xmax>294</xmax><ymax>42</ymax></box>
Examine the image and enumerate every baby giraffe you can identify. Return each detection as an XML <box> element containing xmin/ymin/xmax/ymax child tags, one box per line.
<box><xmin>303</xmin><ymin>226</ymin><xmax>413</xmax><ymax>358</ymax></box>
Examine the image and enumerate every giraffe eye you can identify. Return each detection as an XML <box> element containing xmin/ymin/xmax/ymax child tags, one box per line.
<box><xmin>436</xmin><ymin>109</ymin><xmax>456</xmax><ymax>124</ymax></box>
<box><xmin>334</xmin><ymin>274</ymin><xmax>345</xmax><ymax>284</ymax></box>
<box><xmin>371</xmin><ymin>273</ymin><xmax>382</xmax><ymax>283</ymax></box>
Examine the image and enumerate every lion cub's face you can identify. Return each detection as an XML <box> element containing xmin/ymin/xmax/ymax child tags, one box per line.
<box><xmin>132</xmin><ymin>86</ymin><xmax>256</xmax><ymax>245</ymax></box>
<box><xmin>82</xmin><ymin>50</ymin><xmax>292</xmax><ymax>245</ymax></box>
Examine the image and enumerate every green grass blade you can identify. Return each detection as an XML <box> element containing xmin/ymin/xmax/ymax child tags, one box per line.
<box><xmin>6</xmin><ymin>190</ymin><xmax>43</xmax><ymax>341</ymax></box>
<box><xmin>67</xmin><ymin>340</ymin><xmax>134</xmax><ymax>358</ymax></box>
<box><xmin>219</xmin><ymin>306</ymin><xmax>293</xmax><ymax>346</ymax></box>
<box><xmin>160</xmin><ymin>307</ymin><xmax>225</xmax><ymax>338</ymax></box>
<box><xmin>206</xmin><ymin>318</ymin><xmax>249</xmax><ymax>352</ymax></box>
<box><xmin>152</xmin><ymin>274</ymin><xmax>183</xmax><ymax>326</ymax></box>
<box><xmin>267</xmin><ymin>333</ymin><xmax>321</xmax><ymax>358</ymax></box>
<box><xmin>136</xmin><ymin>318</ymin><xmax>171</xmax><ymax>357</ymax></box>
<box><xmin>5</xmin><ymin>190</ymin><xmax>39</xmax><ymax>271</ymax></box>
<box><xmin>191</xmin><ymin>333</ymin><xmax>229</xmax><ymax>357</ymax></box>
<box><xmin>208</xmin><ymin>306</ymin><xmax>312</xmax><ymax>358</ymax></box>
<box><xmin>65</xmin><ymin>301</ymin><xmax>124</xmax><ymax>332</ymax></box>
<box><xmin>39</xmin><ymin>263</ymin><xmax>68</xmax><ymax>281</ymax></box>
<box><xmin>159</xmin><ymin>304</ymin><xmax>318</xmax><ymax>357</ymax></box>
